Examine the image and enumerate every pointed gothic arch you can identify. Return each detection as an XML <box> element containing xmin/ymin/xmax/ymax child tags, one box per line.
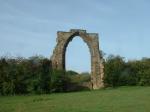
<box><xmin>50</xmin><ymin>29</ymin><xmax>104</xmax><ymax>89</ymax></box>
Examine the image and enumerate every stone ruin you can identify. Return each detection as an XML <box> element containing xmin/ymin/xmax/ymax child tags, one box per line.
<box><xmin>50</xmin><ymin>29</ymin><xmax>104</xmax><ymax>89</ymax></box>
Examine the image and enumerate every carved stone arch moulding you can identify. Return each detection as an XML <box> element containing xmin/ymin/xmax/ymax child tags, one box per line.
<box><xmin>50</xmin><ymin>29</ymin><xmax>104</xmax><ymax>89</ymax></box>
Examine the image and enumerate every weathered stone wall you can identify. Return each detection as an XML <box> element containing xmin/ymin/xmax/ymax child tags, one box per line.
<box><xmin>50</xmin><ymin>29</ymin><xmax>104</xmax><ymax>89</ymax></box>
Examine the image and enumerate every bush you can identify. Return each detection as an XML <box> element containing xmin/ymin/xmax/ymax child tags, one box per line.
<box><xmin>51</xmin><ymin>69</ymin><xmax>70</xmax><ymax>92</ymax></box>
<box><xmin>104</xmin><ymin>55</ymin><xmax>125</xmax><ymax>87</ymax></box>
<box><xmin>104</xmin><ymin>55</ymin><xmax>150</xmax><ymax>87</ymax></box>
<box><xmin>1</xmin><ymin>54</ymin><xmax>150</xmax><ymax>95</ymax></box>
<box><xmin>0</xmin><ymin>56</ymin><xmax>80</xmax><ymax>95</ymax></box>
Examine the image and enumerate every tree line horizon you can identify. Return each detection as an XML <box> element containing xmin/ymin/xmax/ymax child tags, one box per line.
<box><xmin>0</xmin><ymin>51</ymin><xmax>150</xmax><ymax>95</ymax></box>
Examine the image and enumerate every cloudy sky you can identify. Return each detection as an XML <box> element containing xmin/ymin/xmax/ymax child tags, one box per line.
<box><xmin>0</xmin><ymin>0</ymin><xmax>150</xmax><ymax>72</ymax></box>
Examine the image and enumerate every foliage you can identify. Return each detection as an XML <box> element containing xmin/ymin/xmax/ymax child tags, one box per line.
<box><xmin>1</xmin><ymin>54</ymin><xmax>150</xmax><ymax>95</ymax></box>
<box><xmin>51</xmin><ymin>69</ymin><xmax>70</xmax><ymax>92</ymax></box>
<box><xmin>104</xmin><ymin>55</ymin><xmax>125</xmax><ymax>87</ymax></box>
<box><xmin>104</xmin><ymin>55</ymin><xmax>150</xmax><ymax>87</ymax></box>
<box><xmin>66</xmin><ymin>70</ymin><xmax>78</xmax><ymax>76</ymax></box>
<box><xmin>0</xmin><ymin>56</ymin><xmax>70</xmax><ymax>95</ymax></box>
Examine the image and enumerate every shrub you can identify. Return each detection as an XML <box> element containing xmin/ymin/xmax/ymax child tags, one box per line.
<box><xmin>51</xmin><ymin>69</ymin><xmax>70</xmax><ymax>92</ymax></box>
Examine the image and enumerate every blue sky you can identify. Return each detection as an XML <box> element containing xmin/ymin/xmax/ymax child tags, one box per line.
<box><xmin>0</xmin><ymin>0</ymin><xmax>150</xmax><ymax>72</ymax></box>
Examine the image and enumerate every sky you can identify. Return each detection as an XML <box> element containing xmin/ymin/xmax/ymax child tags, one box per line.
<box><xmin>0</xmin><ymin>0</ymin><xmax>150</xmax><ymax>72</ymax></box>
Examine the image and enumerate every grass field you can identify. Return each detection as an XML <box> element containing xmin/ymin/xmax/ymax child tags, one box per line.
<box><xmin>0</xmin><ymin>86</ymin><xmax>150</xmax><ymax>112</ymax></box>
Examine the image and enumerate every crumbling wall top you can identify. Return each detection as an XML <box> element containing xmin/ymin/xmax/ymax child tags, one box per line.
<box><xmin>70</xmin><ymin>29</ymin><xmax>86</xmax><ymax>33</ymax></box>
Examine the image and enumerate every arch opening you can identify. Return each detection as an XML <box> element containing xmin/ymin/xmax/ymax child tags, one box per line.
<box><xmin>65</xmin><ymin>36</ymin><xmax>91</xmax><ymax>73</ymax></box>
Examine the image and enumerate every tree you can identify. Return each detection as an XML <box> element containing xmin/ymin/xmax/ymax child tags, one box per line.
<box><xmin>104</xmin><ymin>55</ymin><xmax>125</xmax><ymax>87</ymax></box>
<box><xmin>51</xmin><ymin>69</ymin><xmax>70</xmax><ymax>92</ymax></box>
<box><xmin>38</xmin><ymin>59</ymin><xmax>51</xmax><ymax>93</ymax></box>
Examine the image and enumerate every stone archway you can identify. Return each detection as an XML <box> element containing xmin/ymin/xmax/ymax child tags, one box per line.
<box><xmin>50</xmin><ymin>29</ymin><xmax>104</xmax><ymax>89</ymax></box>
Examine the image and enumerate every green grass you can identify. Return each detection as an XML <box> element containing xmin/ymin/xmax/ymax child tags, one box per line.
<box><xmin>0</xmin><ymin>86</ymin><xmax>150</xmax><ymax>112</ymax></box>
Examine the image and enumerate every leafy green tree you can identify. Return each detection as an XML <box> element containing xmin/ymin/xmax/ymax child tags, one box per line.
<box><xmin>38</xmin><ymin>59</ymin><xmax>51</xmax><ymax>94</ymax></box>
<box><xmin>51</xmin><ymin>69</ymin><xmax>70</xmax><ymax>92</ymax></box>
<box><xmin>104</xmin><ymin>55</ymin><xmax>125</xmax><ymax>87</ymax></box>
